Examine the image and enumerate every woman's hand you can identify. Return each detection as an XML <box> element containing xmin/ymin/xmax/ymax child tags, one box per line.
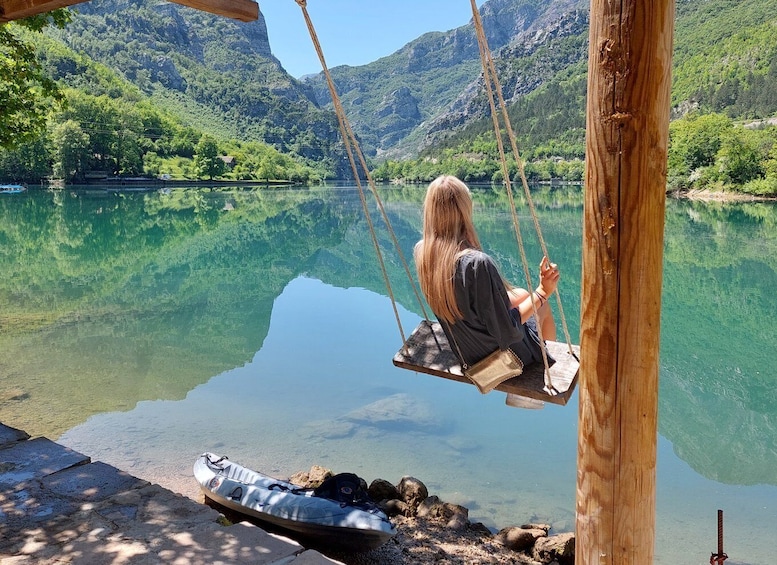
<box><xmin>537</xmin><ymin>256</ymin><xmax>560</xmax><ymax>298</ymax></box>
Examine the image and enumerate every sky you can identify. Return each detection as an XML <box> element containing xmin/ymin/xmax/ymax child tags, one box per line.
<box><xmin>259</xmin><ymin>0</ymin><xmax>487</xmax><ymax>78</ymax></box>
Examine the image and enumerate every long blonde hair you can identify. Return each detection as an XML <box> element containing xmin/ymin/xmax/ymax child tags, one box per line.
<box><xmin>414</xmin><ymin>175</ymin><xmax>482</xmax><ymax>323</ymax></box>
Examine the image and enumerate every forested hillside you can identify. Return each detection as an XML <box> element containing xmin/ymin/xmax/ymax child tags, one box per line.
<box><xmin>47</xmin><ymin>0</ymin><xmax>339</xmax><ymax>159</ymax></box>
<box><xmin>369</xmin><ymin>0</ymin><xmax>777</xmax><ymax>194</ymax></box>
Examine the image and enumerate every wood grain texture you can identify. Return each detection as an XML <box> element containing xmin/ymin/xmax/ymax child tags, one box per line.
<box><xmin>393</xmin><ymin>320</ymin><xmax>579</xmax><ymax>405</ymax></box>
<box><xmin>1</xmin><ymin>0</ymin><xmax>87</xmax><ymax>20</ymax></box>
<box><xmin>576</xmin><ymin>1</ymin><xmax>675</xmax><ymax>563</ymax></box>
<box><xmin>0</xmin><ymin>0</ymin><xmax>258</xmax><ymax>21</ymax></box>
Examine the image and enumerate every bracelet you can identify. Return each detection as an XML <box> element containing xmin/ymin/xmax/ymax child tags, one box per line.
<box><xmin>534</xmin><ymin>291</ymin><xmax>546</xmax><ymax>307</ymax></box>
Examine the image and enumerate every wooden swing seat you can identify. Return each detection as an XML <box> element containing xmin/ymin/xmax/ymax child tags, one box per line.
<box><xmin>393</xmin><ymin>320</ymin><xmax>579</xmax><ymax>406</ymax></box>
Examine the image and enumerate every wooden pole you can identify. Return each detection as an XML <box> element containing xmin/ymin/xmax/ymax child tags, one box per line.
<box><xmin>576</xmin><ymin>1</ymin><xmax>675</xmax><ymax>564</ymax></box>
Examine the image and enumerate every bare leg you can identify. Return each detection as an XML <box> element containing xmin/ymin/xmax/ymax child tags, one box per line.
<box><xmin>540</xmin><ymin>301</ymin><xmax>557</xmax><ymax>341</ymax></box>
<box><xmin>508</xmin><ymin>288</ymin><xmax>557</xmax><ymax>341</ymax></box>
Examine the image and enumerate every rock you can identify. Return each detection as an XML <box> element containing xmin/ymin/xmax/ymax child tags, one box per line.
<box><xmin>521</xmin><ymin>522</ymin><xmax>551</xmax><ymax>534</ymax></box>
<box><xmin>533</xmin><ymin>532</ymin><xmax>575</xmax><ymax>565</ymax></box>
<box><xmin>416</xmin><ymin>496</ymin><xmax>469</xmax><ymax>530</ymax></box>
<box><xmin>495</xmin><ymin>526</ymin><xmax>547</xmax><ymax>552</ymax></box>
<box><xmin>383</xmin><ymin>499</ymin><xmax>411</xmax><ymax>517</ymax></box>
<box><xmin>444</xmin><ymin>435</ymin><xmax>481</xmax><ymax>453</ymax></box>
<box><xmin>375</xmin><ymin>87</ymin><xmax>421</xmax><ymax>121</ymax></box>
<box><xmin>299</xmin><ymin>419</ymin><xmax>356</xmax><ymax>440</ymax></box>
<box><xmin>288</xmin><ymin>465</ymin><xmax>332</xmax><ymax>488</ymax></box>
<box><xmin>397</xmin><ymin>476</ymin><xmax>429</xmax><ymax>512</ymax></box>
<box><xmin>469</xmin><ymin>522</ymin><xmax>494</xmax><ymax>537</ymax></box>
<box><xmin>415</xmin><ymin>494</ymin><xmax>440</xmax><ymax>516</ymax></box>
<box><xmin>369</xmin><ymin>478</ymin><xmax>400</xmax><ymax>503</ymax></box>
<box><xmin>446</xmin><ymin>513</ymin><xmax>469</xmax><ymax>531</ymax></box>
<box><xmin>343</xmin><ymin>393</ymin><xmax>443</xmax><ymax>432</ymax></box>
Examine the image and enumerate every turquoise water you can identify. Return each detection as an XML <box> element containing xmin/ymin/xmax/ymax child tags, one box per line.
<box><xmin>1</xmin><ymin>186</ymin><xmax>775</xmax><ymax>564</ymax></box>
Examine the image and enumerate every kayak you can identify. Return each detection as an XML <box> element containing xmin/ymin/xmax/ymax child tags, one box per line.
<box><xmin>0</xmin><ymin>184</ymin><xmax>26</xmax><ymax>194</ymax></box>
<box><xmin>193</xmin><ymin>452</ymin><xmax>396</xmax><ymax>551</ymax></box>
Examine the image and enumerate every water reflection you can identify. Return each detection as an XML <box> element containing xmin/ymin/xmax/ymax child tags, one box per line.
<box><xmin>660</xmin><ymin>200</ymin><xmax>777</xmax><ymax>486</ymax></box>
<box><xmin>1</xmin><ymin>187</ymin><xmax>776</xmax><ymax>564</ymax></box>
<box><xmin>0</xmin><ymin>187</ymin><xmax>359</xmax><ymax>434</ymax></box>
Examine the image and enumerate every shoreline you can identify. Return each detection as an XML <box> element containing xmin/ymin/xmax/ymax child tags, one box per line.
<box><xmin>668</xmin><ymin>187</ymin><xmax>777</xmax><ymax>202</ymax></box>
<box><xmin>1</xmin><ymin>421</ymin><xmax>571</xmax><ymax>564</ymax></box>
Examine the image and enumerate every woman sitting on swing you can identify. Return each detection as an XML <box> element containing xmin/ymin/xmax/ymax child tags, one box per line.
<box><xmin>414</xmin><ymin>175</ymin><xmax>560</xmax><ymax>371</ymax></box>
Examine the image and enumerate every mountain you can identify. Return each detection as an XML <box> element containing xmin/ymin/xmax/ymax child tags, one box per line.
<box><xmin>301</xmin><ymin>0</ymin><xmax>588</xmax><ymax>159</ymax></box>
<box><xmin>41</xmin><ymin>0</ymin><xmax>592</xmax><ymax>167</ymax></box>
<box><xmin>37</xmin><ymin>0</ymin><xmax>777</xmax><ymax>174</ymax></box>
<box><xmin>45</xmin><ymin>0</ymin><xmax>346</xmax><ymax>172</ymax></box>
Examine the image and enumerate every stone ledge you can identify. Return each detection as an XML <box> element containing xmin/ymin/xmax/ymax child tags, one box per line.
<box><xmin>1</xmin><ymin>422</ymin><xmax>343</xmax><ymax>564</ymax></box>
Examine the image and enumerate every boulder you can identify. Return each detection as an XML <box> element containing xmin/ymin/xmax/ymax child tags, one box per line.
<box><xmin>494</xmin><ymin>526</ymin><xmax>547</xmax><ymax>552</ymax></box>
<box><xmin>368</xmin><ymin>478</ymin><xmax>400</xmax><ymax>503</ymax></box>
<box><xmin>289</xmin><ymin>465</ymin><xmax>332</xmax><ymax>488</ymax></box>
<box><xmin>397</xmin><ymin>476</ymin><xmax>429</xmax><ymax>512</ymax></box>
<box><xmin>344</xmin><ymin>393</ymin><xmax>443</xmax><ymax>432</ymax></box>
<box><xmin>533</xmin><ymin>532</ymin><xmax>575</xmax><ymax>565</ymax></box>
<box><xmin>383</xmin><ymin>499</ymin><xmax>411</xmax><ymax>517</ymax></box>
<box><xmin>521</xmin><ymin>522</ymin><xmax>551</xmax><ymax>534</ymax></box>
<box><xmin>416</xmin><ymin>496</ymin><xmax>469</xmax><ymax>530</ymax></box>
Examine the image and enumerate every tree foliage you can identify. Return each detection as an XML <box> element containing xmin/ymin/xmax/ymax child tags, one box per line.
<box><xmin>0</xmin><ymin>42</ymin><xmax>323</xmax><ymax>184</ymax></box>
<box><xmin>194</xmin><ymin>136</ymin><xmax>225</xmax><ymax>180</ymax></box>
<box><xmin>668</xmin><ymin>112</ymin><xmax>777</xmax><ymax>194</ymax></box>
<box><xmin>0</xmin><ymin>11</ymin><xmax>70</xmax><ymax>149</ymax></box>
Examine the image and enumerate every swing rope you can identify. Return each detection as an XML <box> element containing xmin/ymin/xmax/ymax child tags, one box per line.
<box><xmin>295</xmin><ymin>0</ymin><xmax>576</xmax><ymax>398</ymax></box>
<box><xmin>294</xmin><ymin>0</ymin><xmax>432</xmax><ymax>347</ymax></box>
<box><xmin>469</xmin><ymin>0</ymin><xmax>577</xmax><ymax>391</ymax></box>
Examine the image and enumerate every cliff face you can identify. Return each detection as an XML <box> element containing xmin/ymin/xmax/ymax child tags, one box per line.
<box><xmin>300</xmin><ymin>0</ymin><xmax>589</xmax><ymax>158</ymax></box>
<box><xmin>421</xmin><ymin>8</ymin><xmax>589</xmax><ymax>152</ymax></box>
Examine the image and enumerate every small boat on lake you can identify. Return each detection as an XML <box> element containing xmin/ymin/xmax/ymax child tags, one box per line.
<box><xmin>193</xmin><ymin>452</ymin><xmax>396</xmax><ymax>551</ymax></box>
<box><xmin>0</xmin><ymin>184</ymin><xmax>26</xmax><ymax>194</ymax></box>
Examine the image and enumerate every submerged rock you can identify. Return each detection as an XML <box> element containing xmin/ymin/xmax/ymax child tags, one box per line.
<box><xmin>298</xmin><ymin>419</ymin><xmax>356</xmax><ymax>440</ymax></box>
<box><xmin>343</xmin><ymin>393</ymin><xmax>443</xmax><ymax>432</ymax></box>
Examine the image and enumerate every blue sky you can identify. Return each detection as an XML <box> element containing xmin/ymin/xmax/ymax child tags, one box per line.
<box><xmin>259</xmin><ymin>0</ymin><xmax>487</xmax><ymax>78</ymax></box>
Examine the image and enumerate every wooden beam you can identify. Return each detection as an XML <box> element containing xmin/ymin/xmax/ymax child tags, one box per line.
<box><xmin>167</xmin><ymin>0</ymin><xmax>257</xmax><ymax>22</ymax></box>
<box><xmin>0</xmin><ymin>0</ymin><xmax>258</xmax><ymax>22</ymax></box>
<box><xmin>0</xmin><ymin>0</ymin><xmax>89</xmax><ymax>21</ymax></box>
<box><xmin>576</xmin><ymin>1</ymin><xmax>675</xmax><ymax>564</ymax></box>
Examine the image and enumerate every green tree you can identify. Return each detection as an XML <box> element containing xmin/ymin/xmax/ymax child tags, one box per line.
<box><xmin>668</xmin><ymin>113</ymin><xmax>733</xmax><ymax>177</ymax></box>
<box><xmin>51</xmin><ymin>120</ymin><xmax>90</xmax><ymax>182</ymax></box>
<box><xmin>0</xmin><ymin>136</ymin><xmax>52</xmax><ymax>182</ymax></box>
<box><xmin>716</xmin><ymin>129</ymin><xmax>765</xmax><ymax>185</ymax></box>
<box><xmin>194</xmin><ymin>136</ymin><xmax>225</xmax><ymax>180</ymax></box>
<box><xmin>0</xmin><ymin>11</ymin><xmax>70</xmax><ymax>149</ymax></box>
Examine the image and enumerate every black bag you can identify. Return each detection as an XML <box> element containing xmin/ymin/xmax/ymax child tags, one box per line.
<box><xmin>313</xmin><ymin>473</ymin><xmax>371</xmax><ymax>507</ymax></box>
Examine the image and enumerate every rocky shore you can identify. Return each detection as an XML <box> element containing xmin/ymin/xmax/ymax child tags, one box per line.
<box><xmin>2</xmin><ymin>421</ymin><xmax>573</xmax><ymax>564</ymax></box>
<box><xmin>273</xmin><ymin>465</ymin><xmax>576</xmax><ymax>565</ymax></box>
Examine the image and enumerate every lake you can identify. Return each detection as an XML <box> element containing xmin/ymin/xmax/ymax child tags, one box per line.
<box><xmin>1</xmin><ymin>185</ymin><xmax>775</xmax><ymax>564</ymax></box>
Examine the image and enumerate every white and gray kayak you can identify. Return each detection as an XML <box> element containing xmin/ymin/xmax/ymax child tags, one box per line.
<box><xmin>193</xmin><ymin>452</ymin><xmax>396</xmax><ymax>551</ymax></box>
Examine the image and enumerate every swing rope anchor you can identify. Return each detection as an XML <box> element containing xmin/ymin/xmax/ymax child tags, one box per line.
<box><xmin>709</xmin><ymin>509</ymin><xmax>728</xmax><ymax>565</ymax></box>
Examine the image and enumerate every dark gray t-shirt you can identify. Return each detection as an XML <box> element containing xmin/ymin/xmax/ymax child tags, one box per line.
<box><xmin>440</xmin><ymin>250</ymin><xmax>545</xmax><ymax>368</ymax></box>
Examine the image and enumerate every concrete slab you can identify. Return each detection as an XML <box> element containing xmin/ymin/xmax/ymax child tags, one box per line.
<box><xmin>0</xmin><ymin>424</ymin><xmax>29</xmax><ymax>448</ymax></box>
<box><xmin>0</xmin><ymin>425</ymin><xmax>344</xmax><ymax>565</ymax></box>
<box><xmin>0</xmin><ymin>437</ymin><xmax>89</xmax><ymax>487</ymax></box>
<box><xmin>5</xmin><ymin>484</ymin><xmax>343</xmax><ymax>565</ymax></box>
<box><xmin>42</xmin><ymin>460</ymin><xmax>149</xmax><ymax>503</ymax></box>
<box><xmin>1</xmin><ymin>476</ymin><xmax>83</xmax><ymax>541</ymax></box>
